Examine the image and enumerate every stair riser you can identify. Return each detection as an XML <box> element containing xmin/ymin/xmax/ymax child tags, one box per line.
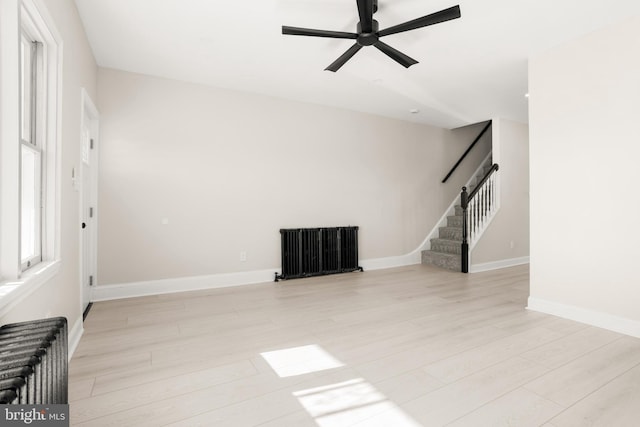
<box><xmin>422</xmin><ymin>251</ymin><xmax>461</xmax><ymax>272</ymax></box>
<box><xmin>431</xmin><ymin>241</ymin><xmax>461</xmax><ymax>255</ymax></box>
<box><xmin>439</xmin><ymin>227</ymin><xmax>462</xmax><ymax>241</ymax></box>
<box><xmin>447</xmin><ymin>216</ymin><xmax>463</xmax><ymax>228</ymax></box>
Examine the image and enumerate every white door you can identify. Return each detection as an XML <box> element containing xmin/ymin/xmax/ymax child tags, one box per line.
<box><xmin>80</xmin><ymin>91</ymin><xmax>99</xmax><ymax>313</ymax></box>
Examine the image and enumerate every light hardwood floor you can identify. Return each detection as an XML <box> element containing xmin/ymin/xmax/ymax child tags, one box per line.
<box><xmin>69</xmin><ymin>264</ymin><xmax>640</xmax><ymax>426</ymax></box>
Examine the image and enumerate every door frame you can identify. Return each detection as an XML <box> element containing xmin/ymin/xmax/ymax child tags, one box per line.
<box><xmin>80</xmin><ymin>88</ymin><xmax>99</xmax><ymax>313</ymax></box>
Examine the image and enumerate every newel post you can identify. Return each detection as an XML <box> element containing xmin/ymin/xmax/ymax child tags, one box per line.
<box><xmin>461</xmin><ymin>186</ymin><xmax>469</xmax><ymax>273</ymax></box>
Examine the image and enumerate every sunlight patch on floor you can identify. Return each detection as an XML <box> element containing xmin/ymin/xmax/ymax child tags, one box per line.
<box><xmin>294</xmin><ymin>378</ymin><xmax>422</xmax><ymax>427</ymax></box>
<box><xmin>260</xmin><ymin>344</ymin><xmax>344</xmax><ymax>378</ymax></box>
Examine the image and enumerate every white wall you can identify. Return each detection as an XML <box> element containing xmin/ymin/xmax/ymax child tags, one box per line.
<box><xmin>528</xmin><ymin>16</ymin><xmax>640</xmax><ymax>337</ymax></box>
<box><xmin>96</xmin><ymin>68</ymin><xmax>491</xmax><ymax>286</ymax></box>
<box><xmin>471</xmin><ymin>118</ymin><xmax>529</xmax><ymax>269</ymax></box>
<box><xmin>0</xmin><ymin>0</ymin><xmax>97</xmax><ymax>337</ymax></box>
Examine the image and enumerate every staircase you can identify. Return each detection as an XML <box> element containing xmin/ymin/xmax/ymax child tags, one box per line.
<box><xmin>422</xmin><ymin>158</ymin><xmax>494</xmax><ymax>272</ymax></box>
<box><xmin>421</xmin><ymin>205</ymin><xmax>464</xmax><ymax>271</ymax></box>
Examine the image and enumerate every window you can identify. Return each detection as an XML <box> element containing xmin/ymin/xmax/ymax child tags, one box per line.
<box><xmin>20</xmin><ymin>34</ymin><xmax>43</xmax><ymax>270</ymax></box>
<box><xmin>0</xmin><ymin>0</ymin><xmax>60</xmax><ymax>303</ymax></box>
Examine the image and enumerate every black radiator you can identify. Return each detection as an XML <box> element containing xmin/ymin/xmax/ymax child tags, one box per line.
<box><xmin>0</xmin><ymin>317</ymin><xmax>68</xmax><ymax>404</ymax></box>
<box><xmin>275</xmin><ymin>226</ymin><xmax>363</xmax><ymax>281</ymax></box>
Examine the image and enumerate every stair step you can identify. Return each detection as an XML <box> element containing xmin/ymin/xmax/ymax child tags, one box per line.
<box><xmin>430</xmin><ymin>238</ymin><xmax>461</xmax><ymax>255</ymax></box>
<box><xmin>422</xmin><ymin>250</ymin><xmax>461</xmax><ymax>272</ymax></box>
<box><xmin>454</xmin><ymin>205</ymin><xmax>463</xmax><ymax>216</ymax></box>
<box><xmin>447</xmin><ymin>215</ymin><xmax>463</xmax><ymax>228</ymax></box>
<box><xmin>439</xmin><ymin>226</ymin><xmax>463</xmax><ymax>241</ymax></box>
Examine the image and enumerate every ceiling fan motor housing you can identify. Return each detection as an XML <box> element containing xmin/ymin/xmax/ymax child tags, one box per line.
<box><xmin>357</xmin><ymin>20</ymin><xmax>379</xmax><ymax>46</ymax></box>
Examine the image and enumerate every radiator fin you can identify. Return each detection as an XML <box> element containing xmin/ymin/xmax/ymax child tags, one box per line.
<box><xmin>0</xmin><ymin>317</ymin><xmax>68</xmax><ymax>404</ymax></box>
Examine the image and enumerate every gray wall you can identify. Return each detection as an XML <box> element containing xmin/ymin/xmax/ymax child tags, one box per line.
<box><xmin>97</xmin><ymin>68</ymin><xmax>490</xmax><ymax>285</ymax></box>
<box><xmin>528</xmin><ymin>16</ymin><xmax>640</xmax><ymax>333</ymax></box>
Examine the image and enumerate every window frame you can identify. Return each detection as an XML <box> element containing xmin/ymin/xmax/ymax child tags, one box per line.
<box><xmin>0</xmin><ymin>0</ymin><xmax>62</xmax><ymax>315</ymax></box>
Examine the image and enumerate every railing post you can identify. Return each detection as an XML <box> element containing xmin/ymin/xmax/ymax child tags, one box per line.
<box><xmin>460</xmin><ymin>186</ymin><xmax>469</xmax><ymax>273</ymax></box>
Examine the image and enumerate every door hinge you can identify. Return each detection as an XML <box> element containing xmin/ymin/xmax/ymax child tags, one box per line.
<box><xmin>89</xmin><ymin>275</ymin><xmax>94</xmax><ymax>286</ymax></box>
<box><xmin>89</xmin><ymin>207</ymin><xmax>94</xmax><ymax>218</ymax></box>
<box><xmin>90</xmin><ymin>138</ymin><xmax>94</xmax><ymax>149</ymax></box>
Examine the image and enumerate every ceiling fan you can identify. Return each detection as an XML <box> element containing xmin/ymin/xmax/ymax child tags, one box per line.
<box><xmin>282</xmin><ymin>0</ymin><xmax>461</xmax><ymax>72</ymax></box>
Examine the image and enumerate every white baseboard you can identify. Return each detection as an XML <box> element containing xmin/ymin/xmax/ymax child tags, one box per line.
<box><xmin>91</xmin><ymin>253</ymin><xmax>427</xmax><ymax>302</ymax></box>
<box><xmin>68</xmin><ymin>315</ymin><xmax>84</xmax><ymax>361</ymax></box>
<box><xmin>91</xmin><ymin>268</ymin><xmax>279</xmax><ymax>302</ymax></box>
<box><xmin>527</xmin><ymin>297</ymin><xmax>640</xmax><ymax>339</ymax></box>
<box><xmin>360</xmin><ymin>253</ymin><xmax>420</xmax><ymax>271</ymax></box>
<box><xmin>470</xmin><ymin>256</ymin><xmax>529</xmax><ymax>273</ymax></box>
<box><xmin>91</xmin><ymin>253</ymin><xmax>531</xmax><ymax>302</ymax></box>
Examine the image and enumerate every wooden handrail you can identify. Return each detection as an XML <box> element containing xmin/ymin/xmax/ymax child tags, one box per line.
<box><xmin>442</xmin><ymin>120</ymin><xmax>492</xmax><ymax>183</ymax></box>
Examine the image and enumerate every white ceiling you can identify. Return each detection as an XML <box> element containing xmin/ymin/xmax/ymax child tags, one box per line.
<box><xmin>74</xmin><ymin>0</ymin><xmax>640</xmax><ymax>129</ymax></box>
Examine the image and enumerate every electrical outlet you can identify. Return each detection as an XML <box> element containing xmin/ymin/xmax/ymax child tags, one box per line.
<box><xmin>240</xmin><ymin>251</ymin><xmax>247</xmax><ymax>262</ymax></box>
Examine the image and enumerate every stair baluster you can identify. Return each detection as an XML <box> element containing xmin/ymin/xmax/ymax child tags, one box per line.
<box><xmin>460</xmin><ymin>163</ymin><xmax>499</xmax><ymax>272</ymax></box>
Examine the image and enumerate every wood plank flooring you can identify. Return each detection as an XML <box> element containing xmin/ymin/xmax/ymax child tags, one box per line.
<box><xmin>69</xmin><ymin>264</ymin><xmax>640</xmax><ymax>426</ymax></box>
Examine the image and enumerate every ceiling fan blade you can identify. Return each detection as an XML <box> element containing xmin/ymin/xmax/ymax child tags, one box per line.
<box><xmin>356</xmin><ymin>0</ymin><xmax>375</xmax><ymax>33</ymax></box>
<box><xmin>282</xmin><ymin>26</ymin><xmax>357</xmax><ymax>39</ymax></box>
<box><xmin>373</xmin><ymin>41</ymin><xmax>418</xmax><ymax>68</ymax></box>
<box><xmin>378</xmin><ymin>5</ymin><xmax>461</xmax><ymax>37</ymax></box>
<box><xmin>325</xmin><ymin>43</ymin><xmax>363</xmax><ymax>72</ymax></box>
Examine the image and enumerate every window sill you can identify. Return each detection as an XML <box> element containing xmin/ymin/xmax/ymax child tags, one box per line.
<box><xmin>0</xmin><ymin>260</ymin><xmax>61</xmax><ymax>318</ymax></box>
